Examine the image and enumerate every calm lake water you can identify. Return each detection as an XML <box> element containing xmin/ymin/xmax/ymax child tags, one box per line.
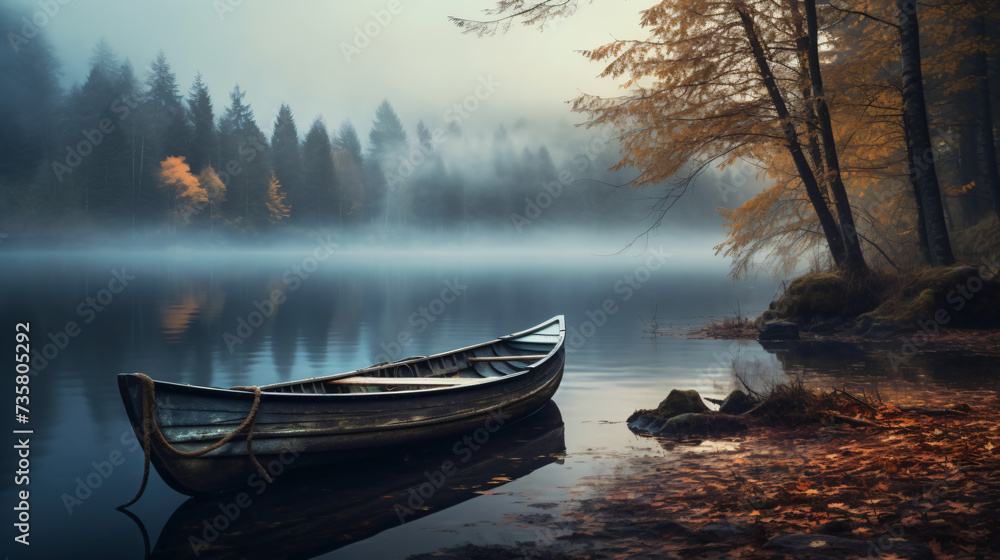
<box><xmin>1</xmin><ymin>246</ymin><xmax>994</xmax><ymax>559</ymax></box>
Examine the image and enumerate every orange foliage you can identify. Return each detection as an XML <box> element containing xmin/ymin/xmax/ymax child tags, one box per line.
<box><xmin>159</xmin><ymin>156</ymin><xmax>205</xmax><ymax>204</ymax></box>
<box><xmin>196</xmin><ymin>166</ymin><xmax>228</xmax><ymax>220</ymax></box>
<box><xmin>197</xmin><ymin>167</ymin><xmax>227</xmax><ymax>204</ymax></box>
<box><xmin>265</xmin><ymin>171</ymin><xmax>291</xmax><ymax>223</ymax></box>
<box><xmin>571</xmin><ymin>0</ymin><xmax>865</xmax><ymax>276</ymax></box>
<box><xmin>158</xmin><ymin>157</ymin><xmax>229</xmax><ymax>225</ymax></box>
<box><xmin>557</xmin><ymin>385</ymin><xmax>997</xmax><ymax>558</ymax></box>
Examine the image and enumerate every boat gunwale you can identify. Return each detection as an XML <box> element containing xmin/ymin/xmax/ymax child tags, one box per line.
<box><xmin>117</xmin><ymin>315</ymin><xmax>565</xmax><ymax>400</ymax></box>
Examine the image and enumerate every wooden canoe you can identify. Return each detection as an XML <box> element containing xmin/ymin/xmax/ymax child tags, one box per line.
<box><xmin>118</xmin><ymin>315</ymin><xmax>565</xmax><ymax>495</ymax></box>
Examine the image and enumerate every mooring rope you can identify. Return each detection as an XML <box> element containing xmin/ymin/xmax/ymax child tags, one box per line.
<box><xmin>117</xmin><ymin>373</ymin><xmax>270</xmax><ymax>509</ymax></box>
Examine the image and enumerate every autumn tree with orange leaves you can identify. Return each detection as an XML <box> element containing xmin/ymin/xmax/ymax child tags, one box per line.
<box><xmin>197</xmin><ymin>166</ymin><xmax>228</xmax><ymax>234</ymax></box>
<box><xmin>455</xmin><ymin>0</ymin><xmax>875</xmax><ymax>277</ymax></box>
<box><xmin>453</xmin><ymin>0</ymin><xmax>1000</xmax><ymax>277</ymax></box>
<box><xmin>265</xmin><ymin>171</ymin><xmax>291</xmax><ymax>223</ymax></box>
<box><xmin>157</xmin><ymin>156</ymin><xmax>227</xmax><ymax>229</ymax></box>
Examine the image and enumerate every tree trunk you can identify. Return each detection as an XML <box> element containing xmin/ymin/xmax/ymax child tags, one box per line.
<box><xmin>897</xmin><ymin>0</ymin><xmax>955</xmax><ymax>266</ymax></box>
<box><xmin>804</xmin><ymin>0</ymin><xmax>869</xmax><ymax>276</ymax></box>
<box><xmin>971</xmin><ymin>14</ymin><xmax>1000</xmax><ymax>221</ymax></box>
<box><xmin>786</xmin><ymin>0</ymin><xmax>830</xmax><ymax>203</ymax></box>
<box><xmin>903</xmin><ymin>124</ymin><xmax>931</xmax><ymax>264</ymax></box>
<box><xmin>958</xmin><ymin>115</ymin><xmax>982</xmax><ymax>227</ymax></box>
<box><xmin>734</xmin><ymin>2</ymin><xmax>848</xmax><ymax>267</ymax></box>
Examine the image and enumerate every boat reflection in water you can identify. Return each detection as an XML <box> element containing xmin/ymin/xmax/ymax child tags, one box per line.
<box><xmin>147</xmin><ymin>401</ymin><xmax>565</xmax><ymax>559</ymax></box>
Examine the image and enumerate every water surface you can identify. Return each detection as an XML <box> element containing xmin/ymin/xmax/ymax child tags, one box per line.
<box><xmin>0</xmin><ymin>248</ymin><xmax>990</xmax><ymax>559</ymax></box>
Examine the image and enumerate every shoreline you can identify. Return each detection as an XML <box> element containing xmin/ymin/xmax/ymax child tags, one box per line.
<box><xmin>690</xmin><ymin>324</ymin><xmax>1000</xmax><ymax>358</ymax></box>
<box><xmin>408</xmin><ymin>371</ymin><xmax>1000</xmax><ymax>560</ymax></box>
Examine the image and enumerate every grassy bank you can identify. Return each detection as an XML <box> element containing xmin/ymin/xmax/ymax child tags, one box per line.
<box><xmin>698</xmin><ymin>216</ymin><xmax>1000</xmax><ymax>341</ymax></box>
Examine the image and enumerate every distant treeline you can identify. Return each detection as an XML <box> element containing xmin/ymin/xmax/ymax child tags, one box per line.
<box><xmin>0</xmin><ymin>6</ymin><xmax>647</xmax><ymax>243</ymax></box>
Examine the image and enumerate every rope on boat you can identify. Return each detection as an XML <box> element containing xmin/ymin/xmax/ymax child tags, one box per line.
<box><xmin>117</xmin><ymin>373</ymin><xmax>271</xmax><ymax>509</ymax></box>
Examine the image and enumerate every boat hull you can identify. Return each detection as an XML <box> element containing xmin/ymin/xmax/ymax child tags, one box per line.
<box><xmin>118</xmin><ymin>316</ymin><xmax>565</xmax><ymax>494</ymax></box>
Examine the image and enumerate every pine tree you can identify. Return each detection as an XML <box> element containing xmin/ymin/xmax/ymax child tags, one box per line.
<box><xmin>368</xmin><ymin>100</ymin><xmax>408</xmax><ymax>167</ymax></box>
<box><xmin>64</xmin><ymin>41</ymin><xmax>137</xmax><ymax>229</ymax></box>
<box><xmin>335</xmin><ymin>120</ymin><xmax>364</xmax><ymax>167</ymax></box>
<box><xmin>144</xmin><ymin>51</ymin><xmax>188</xmax><ymax>156</ymax></box>
<box><xmin>409</xmin><ymin>120</ymin><xmax>444</xmax><ymax>228</ymax></box>
<box><xmin>300</xmin><ymin>117</ymin><xmax>337</xmax><ymax>228</ymax></box>
<box><xmin>138</xmin><ymin>51</ymin><xmax>190</xmax><ymax>228</ymax></box>
<box><xmin>186</xmin><ymin>73</ymin><xmax>216</xmax><ymax>173</ymax></box>
<box><xmin>218</xmin><ymin>84</ymin><xmax>270</xmax><ymax>231</ymax></box>
<box><xmin>0</xmin><ymin>2</ymin><xmax>62</xmax><ymax>226</ymax></box>
<box><xmin>368</xmin><ymin>100</ymin><xmax>408</xmax><ymax>230</ymax></box>
<box><xmin>333</xmin><ymin>120</ymin><xmax>365</xmax><ymax>228</ymax></box>
<box><xmin>0</xmin><ymin>6</ymin><xmax>59</xmax><ymax>183</ymax></box>
<box><xmin>270</xmin><ymin>104</ymin><xmax>302</xmax><ymax>224</ymax></box>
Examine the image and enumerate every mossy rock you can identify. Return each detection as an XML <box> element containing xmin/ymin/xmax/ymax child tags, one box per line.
<box><xmin>626</xmin><ymin>389</ymin><xmax>711</xmax><ymax>430</ymax></box>
<box><xmin>766</xmin><ymin>273</ymin><xmax>851</xmax><ymax>323</ymax></box>
<box><xmin>719</xmin><ymin>390</ymin><xmax>755</xmax><ymax>414</ymax></box>
<box><xmin>650</xmin><ymin>389</ymin><xmax>709</xmax><ymax>418</ymax></box>
<box><xmin>859</xmin><ymin>265</ymin><xmax>1000</xmax><ymax>329</ymax></box>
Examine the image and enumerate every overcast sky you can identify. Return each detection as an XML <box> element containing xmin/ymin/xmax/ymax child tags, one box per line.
<box><xmin>26</xmin><ymin>0</ymin><xmax>646</xmax><ymax>139</ymax></box>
